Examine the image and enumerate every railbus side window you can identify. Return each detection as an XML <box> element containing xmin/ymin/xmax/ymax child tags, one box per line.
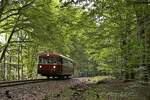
<box><xmin>62</xmin><ymin>59</ymin><xmax>72</xmax><ymax>67</ymax></box>
<box><xmin>68</xmin><ymin>61</ymin><xmax>73</xmax><ymax>68</ymax></box>
<box><xmin>63</xmin><ymin>59</ymin><xmax>68</xmax><ymax>66</ymax></box>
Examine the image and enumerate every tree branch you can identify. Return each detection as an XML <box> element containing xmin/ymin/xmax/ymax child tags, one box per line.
<box><xmin>0</xmin><ymin>0</ymin><xmax>35</xmax><ymax>22</ymax></box>
<box><xmin>0</xmin><ymin>0</ymin><xmax>9</xmax><ymax>18</ymax></box>
<box><xmin>0</xmin><ymin>12</ymin><xmax>20</xmax><ymax>23</ymax></box>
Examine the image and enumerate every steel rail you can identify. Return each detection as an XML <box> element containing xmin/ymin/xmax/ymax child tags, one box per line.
<box><xmin>0</xmin><ymin>79</ymin><xmax>48</xmax><ymax>88</ymax></box>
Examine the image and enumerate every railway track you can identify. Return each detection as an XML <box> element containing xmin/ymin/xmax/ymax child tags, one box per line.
<box><xmin>0</xmin><ymin>79</ymin><xmax>49</xmax><ymax>88</ymax></box>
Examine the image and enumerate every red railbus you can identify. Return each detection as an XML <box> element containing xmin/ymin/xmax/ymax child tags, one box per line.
<box><xmin>37</xmin><ymin>52</ymin><xmax>74</xmax><ymax>79</ymax></box>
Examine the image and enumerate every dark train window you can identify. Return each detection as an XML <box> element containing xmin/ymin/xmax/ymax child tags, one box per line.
<box><xmin>47</xmin><ymin>57</ymin><xmax>56</xmax><ymax>64</ymax></box>
<box><xmin>39</xmin><ymin>57</ymin><xmax>61</xmax><ymax>64</ymax></box>
<box><xmin>47</xmin><ymin>57</ymin><xmax>61</xmax><ymax>64</ymax></box>
<box><xmin>39</xmin><ymin>58</ymin><xmax>48</xmax><ymax>64</ymax></box>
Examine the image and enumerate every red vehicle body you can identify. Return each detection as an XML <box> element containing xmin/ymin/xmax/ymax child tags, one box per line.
<box><xmin>37</xmin><ymin>52</ymin><xmax>74</xmax><ymax>78</ymax></box>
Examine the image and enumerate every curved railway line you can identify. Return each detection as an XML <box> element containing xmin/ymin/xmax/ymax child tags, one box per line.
<box><xmin>0</xmin><ymin>79</ymin><xmax>49</xmax><ymax>88</ymax></box>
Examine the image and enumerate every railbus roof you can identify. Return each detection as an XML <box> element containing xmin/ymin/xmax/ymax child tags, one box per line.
<box><xmin>59</xmin><ymin>54</ymin><xmax>74</xmax><ymax>62</ymax></box>
<box><xmin>39</xmin><ymin>52</ymin><xmax>74</xmax><ymax>62</ymax></box>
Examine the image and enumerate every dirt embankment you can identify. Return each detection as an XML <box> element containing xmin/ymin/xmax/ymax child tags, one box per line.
<box><xmin>0</xmin><ymin>78</ymin><xmax>82</xmax><ymax>100</ymax></box>
<box><xmin>0</xmin><ymin>77</ymin><xmax>149</xmax><ymax>100</ymax></box>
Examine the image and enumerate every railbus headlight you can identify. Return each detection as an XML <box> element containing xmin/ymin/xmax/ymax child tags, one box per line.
<box><xmin>39</xmin><ymin>66</ymin><xmax>42</xmax><ymax>68</ymax></box>
<box><xmin>53</xmin><ymin>66</ymin><xmax>56</xmax><ymax>69</ymax></box>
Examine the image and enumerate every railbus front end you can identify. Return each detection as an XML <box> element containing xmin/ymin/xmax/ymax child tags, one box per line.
<box><xmin>37</xmin><ymin>53</ymin><xmax>74</xmax><ymax>79</ymax></box>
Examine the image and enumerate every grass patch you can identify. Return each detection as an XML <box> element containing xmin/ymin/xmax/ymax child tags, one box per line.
<box><xmin>81</xmin><ymin>76</ymin><xmax>115</xmax><ymax>84</ymax></box>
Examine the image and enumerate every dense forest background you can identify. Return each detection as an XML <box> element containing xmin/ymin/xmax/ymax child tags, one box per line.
<box><xmin>0</xmin><ymin>0</ymin><xmax>150</xmax><ymax>81</ymax></box>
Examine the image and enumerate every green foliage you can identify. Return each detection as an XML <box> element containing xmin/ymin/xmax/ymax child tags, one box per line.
<box><xmin>0</xmin><ymin>0</ymin><xmax>150</xmax><ymax>80</ymax></box>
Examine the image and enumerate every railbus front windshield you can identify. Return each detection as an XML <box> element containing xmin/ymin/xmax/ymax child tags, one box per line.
<box><xmin>38</xmin><ymin>57</ymin><xmax>61</xmax><ymax>64</ymax></box>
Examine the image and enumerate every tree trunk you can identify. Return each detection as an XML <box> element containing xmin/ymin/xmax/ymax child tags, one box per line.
<box><xmin>135</xmin><ymin>0</ymin><xmax>150</xmax><ymax>81</ymax></box>
<box><xmin>144</xmin><ymin>7</ymin><xmax>150</xmax><ymax>80</ymax></box>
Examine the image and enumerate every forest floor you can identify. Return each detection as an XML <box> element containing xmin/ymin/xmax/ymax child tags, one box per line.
<box><xmin>0</xmin><ymin>76</ymin><xmax>149</xmax><ymax>100</ymax></box>
<box><xmin>46</xmin><ymin>76</ymin><xmax>150</xmax><ymax>100</ymax></box>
